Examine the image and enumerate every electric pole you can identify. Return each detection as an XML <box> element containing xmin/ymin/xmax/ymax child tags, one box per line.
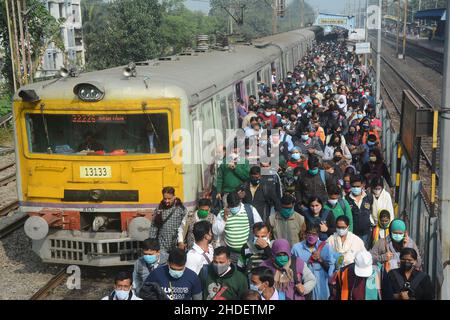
<box><xmin>439</xmin><ymin>0</ymin><xmax>450</xmax><ymax>301</ymax></box>
<box><xmin>272</xmin><ymin>0</ymin><xmax>278</xmax><ymax>34</ymax></box>
<box><xmin>5</xmin><ymin>0</ymin><xmax>18</xmax><ymax>91</ymax></box>
<box><xmin>300</xmin><ymin>0</ymin><xmax>305</xmax><ymax>28</ymax></box>
<box><xmin>402</xmin><ymin>0</ymin><xmax>408</xmax><ymax>58</ymax></box>
<box><xmin>396</xmin><ymin>0</ymin><xmax>401</xmax><ymax>55</ymax></box>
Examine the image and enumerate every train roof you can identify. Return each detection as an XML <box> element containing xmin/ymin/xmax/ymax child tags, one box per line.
<box><xmin>14</xmin><ymin>28</ymin><xmax>318</xmax><ymax>107</ymax></box>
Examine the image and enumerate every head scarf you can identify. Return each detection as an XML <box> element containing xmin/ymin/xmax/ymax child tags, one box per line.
<box><xmin>390</xmin><ymin>219</ymin><xmax>406</xmax><ymax>232</ymax></box>
<box><xmin>271</xmin><ymin>239</ymin><xmax>294</xmax><ymax>292</ymax></box>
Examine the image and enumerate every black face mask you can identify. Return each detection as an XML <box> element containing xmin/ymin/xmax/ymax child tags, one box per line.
<box><xmin>250</xmin><ymin>178</ymin><xmax>260</xmax><ymax>186</ymax></box>
<box><xmin>400</xmin><ymin>261</ymin><xmax>415</xmax><ymax>272</ymax></box>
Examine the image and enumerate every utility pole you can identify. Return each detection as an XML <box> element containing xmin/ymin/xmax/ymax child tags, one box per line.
<box><xmin>300</xmin><ymin>0</ymin><xmax>305</xmax><ymax>28</ymax></box>
<box><xmin>396</xmin><ymin>0</ymin><xmax>401</xmax><ymax>55</ymax></box>
<box><xmin>376</xmin><ymin>0</ymin><xmax>382</xmax><ymax>105</ymax></box>
<box><xmin>272</xmin><ymin>0</ymin><xmax>277</xmax><ymax>35</ymax></box>
<box><xmin>402</xmin><ymin>0</ymin><xmax>408</xmax><ymax>58</ymax></box>
<box><xmin>10</xmin><ymin>0</ymin><xmax>22</xmax><ymax>86</ymax></box>
<box><xmin>439</xmin><ymin>0</ymin><xmax>450</xmax><ymax>302</ymax></box>
<box><xmin>5</xmin><ymin>0</ymin><xmax>17</xmax><ymax>91</ymax></box>
<box><xmin>17</xmin><ymin>0</ymin><xmax>28</xmax><ymax>84</ymax></box>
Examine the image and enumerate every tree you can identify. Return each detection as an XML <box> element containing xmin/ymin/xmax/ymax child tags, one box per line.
<box><xmin>83</xmin><ymin>0</ymin><xmax>164</xmax><ymax>70</ymax></box>
<box><xmin>0</xmin><ymin>0</ymin><xmax>62</xmax><ymax>92</ymax></box>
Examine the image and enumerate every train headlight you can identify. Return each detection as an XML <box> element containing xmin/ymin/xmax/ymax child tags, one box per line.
<box><xmin>73</xmin><ymin>82</ymin><xmax>105</xmax><ymax>102</ymax></box>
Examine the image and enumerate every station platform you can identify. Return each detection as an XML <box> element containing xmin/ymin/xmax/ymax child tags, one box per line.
<box><xmin>385</xmin><ymin>31</ymin><xmax>444</xmax><ymax>54</ymax></box>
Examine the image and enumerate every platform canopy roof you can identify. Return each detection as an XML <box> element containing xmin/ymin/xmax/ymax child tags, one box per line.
<box><xmin>414</xmin><ymin>8</ymin><xmax>446</xmax><ymax>21</ymax></box>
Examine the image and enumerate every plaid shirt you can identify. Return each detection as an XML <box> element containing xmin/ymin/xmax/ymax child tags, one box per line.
<box><xmin>149</xmin><ymin>205</ymin><xmax>187</xmax><ymax>253</ymax></box>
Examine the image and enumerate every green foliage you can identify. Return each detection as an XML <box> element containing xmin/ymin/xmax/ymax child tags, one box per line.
<box><xmin>0</xmin><ymin>0</ymin><xmax>63</xmax><ymax>91</ymax></box>
<box><xmin>82</xmin><ymin>0</ymin><xmax>218</xmax><ymax>70</ymax></box>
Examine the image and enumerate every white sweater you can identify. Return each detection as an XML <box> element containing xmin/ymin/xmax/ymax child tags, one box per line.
<box><xmin>371</xmin><ymin>189</ymin><xmax>395</xmax><ymax>225</ymax></box>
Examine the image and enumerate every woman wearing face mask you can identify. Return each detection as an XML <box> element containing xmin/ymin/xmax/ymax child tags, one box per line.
<box><xmin>323</xmin><ymin>133</ymin><xmax>352</xmax><ymax>162</ymax></box>
<box><xmin>370</xmin><ymin>219</ymin><xmax>422</xmax><ymax>272</ymax></box>
<box><xmin>371</xmin><ymin>210</ymin><xmax>392</xmax><ymax>248</ymax></box>
<box><xmin>291</xmin><ymin>223</ymin><xmax>336</xmax><ymax>300</ymax></box>
<box><xmin>369</xmin><ymin>177</ymin><xmax>394</xmax><ymax>228</ymax></box>
<box><xmin>287</xmin><ymin>147</ymin><xmax>307</xmax><ymax>169</ymax></box>
<box><xmin>361</xmin><ymin>149</ymin><xmax>393</xmax><ymax>188</ymax></box>
<box><xmin>302</xmin><ymin>197</ymin><xmax>336</xmax><ymax>241</ymax></box>
<box><xmin>386</xmin><ymin>248</ymin><xmax>434</xmax><ymax>300</ymax></box>
<box><xmin>260</xmin><ymin>239</ymin><xmax>316</xmax><ymax>300</ymax></box>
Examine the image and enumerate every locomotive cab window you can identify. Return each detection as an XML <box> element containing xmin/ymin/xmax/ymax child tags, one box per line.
<box><xmin>25</xmin><ymin>113</ymin><xmax>170</xmax><ymax>155</ymax></box>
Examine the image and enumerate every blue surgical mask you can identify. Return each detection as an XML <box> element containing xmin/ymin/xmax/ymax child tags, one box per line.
<box><xmin>391</xmin><ymin>233</ymin><xmax>405</xmax><ymax>242</ymax></box>
<box><xmin>115</xmin><ymin>290</ymin><xmax>130</xmax><ymax>300</ymax></box>
<box><xmin>351</xmin><ymin>187</ymin><xmax>362</xmax><ymax>196</ymax></box>
<box><xmin>169</xmin><ymin>267</ymin><xmax>184</xmax><ymax>279</ymax></box>
<box><xmin>143</xmin><ymin>254</ymin><xmax>158</xmax><ymax>265</ymax></box>
<box><xmin>291</xmin><ymin>153</ymin><xmax>301</xmax><ymax>161</ymax></box>
<box><xmin>230</xmin><ymin>206</ymin><xmax>241</xmax><ymax>215</ymax></box>
<box><xmin>367</xmin><ymin>141</ymin><xmax>376</xmax><ymax>146</ymax></box>
<box><xmin>249</xmin><ymin>283</ymin><xmax>263</xmax><ymax>294</ymax></box>
<box><xmin>301</xmin><ymin>134</ymin><xmax>310</xmax><ymax>141</ymax></box>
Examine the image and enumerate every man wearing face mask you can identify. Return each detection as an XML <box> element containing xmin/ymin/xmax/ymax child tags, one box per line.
<box><xmin>292</xmin><ymin>223</ymin><xmax>336</xmax><ymax>300</ymax></box>
<box><xmin>185</xmin><ymin>221</ymin><xmax>214</xmax><ymax>275</ymax></box>
<box><xmin>177</xmin><ymin>198</ymin><xmax>216</xmax><ymax>251</ymax></box>
<box><xmin>145</xmin><ymin>248</ymin><xmax>202</xmax><ymax>300</ymax></box>
<box><xmin>249</xmin><ymin>266</ymin><xmax>280</xmax><ymax>300</ymax></box>
<box><xmin>345</xmin><ymin>175</ymin><xmax>374</xmax><ymax>249</ymax></box>
<box><xmin>213</xmin><ymin>192</ymin><xmax>262</xmax><ymax>264</ymax></box>
<box><xmin>269</xmin><ymin>195</ymin><xmax>306</xmax><ymax>247</ymax></box>
<box><xmin>293</xmin><ymin>126</ymin><xmax>324</xmax><ymax>159</ymax></box>
<box><xmin>296</xmin><ymin>155</ymin><xmax>329</xmax><ymax>205</ymax></box>
<box><xmin>103</xmin><ymin>271</ymin><xmax>142</xmax><ymax>300</ymax></box>
<box><xmin>242</xmin><ymin>166</ymin><xmax>281</xmax><ymax>222</ymax></box>
<box><xmin>149</xmin><ymin>187</ymin><xmax>188</xmax><ymax>253</ymax></box>
<box><xmin>370</xmin><ymin>219</ymin><xmax>422</xmax><ymax>272</ymax></box>
<box><xmin>200</xmin><ymin>246</ymin><xmax>248</xmax><ymax>300</ymax></box>
<box><xmin>237</xmin><ymin>222</ymin><xmax>273</xmax><ymax>276</ymax></box>
<box><xmin>132</xmin><ymin>238</ymin><xmax>168</xmax><ymax>297</ymax></box>
<box><xmin>258</xmin><ymin>102</ymin><xmax>278</xmax><ymax>129</ymax></box>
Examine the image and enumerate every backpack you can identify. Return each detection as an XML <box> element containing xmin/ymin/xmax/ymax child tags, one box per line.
<box><xmin>337</xmin><ymin>199</ymin><xmax>347</xmax><ymax>212</ymax></box>
<box><xmin>243</xmin><ymin>203</ymin><xmax>255</xmax><ymax>243</ymax></box>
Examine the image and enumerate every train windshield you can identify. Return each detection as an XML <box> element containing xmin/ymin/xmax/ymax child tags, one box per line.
<box><xmin>25</xmin><ymin>113</ymin><xmax>170</xmax><ymax>155</ymax></box>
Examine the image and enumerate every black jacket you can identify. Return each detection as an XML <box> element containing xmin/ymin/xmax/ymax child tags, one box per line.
<box><xmin>296</xmin><ymin>171</ymin><xmax>330</xmax><ymax>205</ymax></box>
<box><xmin>243</xmin><ymin>181</ymin><xmax>281</xmax><ymax>222</ymax></box>
<box><xmin>345</xmin><ymin>192</ymin><xmax>374</xmax><ymax>236</ymax></box>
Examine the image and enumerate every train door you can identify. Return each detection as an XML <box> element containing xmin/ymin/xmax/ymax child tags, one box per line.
<box><xmin>235</xmin><ymin>82</ymin><xmax>244</xmax><ymax>103</ymax></box>
<box><xmin>201</xmin><ymin>99</ymin><xmax>218</xmax><ymax>191</ymax></box>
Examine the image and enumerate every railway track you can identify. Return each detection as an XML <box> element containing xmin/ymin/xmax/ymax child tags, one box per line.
<box><xmin>379</xmin><ymin>54</ymin><xmax>439</xmax><ymax>181</ymax></box>
<box><xmin>0</xmin><ymin>158</ymin><xmax>21</xmax><ymax>238</ymax></box>
<box><xmin>29</xmin><ymin>267</ymin><xmax>69</xmax><ymax>300</ymax></box>
<box><xmin>381</xmin><ymin>33</ymin><xmax>444</xmax><ymax>74</ymax></box>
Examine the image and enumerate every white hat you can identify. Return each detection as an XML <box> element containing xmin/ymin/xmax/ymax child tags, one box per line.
<box><xmin>354</xmin><ymin>251</ymin><xmax>373</xmax><ymax>277</ymax></box>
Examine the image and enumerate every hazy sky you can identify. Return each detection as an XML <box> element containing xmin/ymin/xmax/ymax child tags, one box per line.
<box><xmin>184</xmin><ymin>1</ymin><xmax>349</xmax><ymax>15</ymax></box>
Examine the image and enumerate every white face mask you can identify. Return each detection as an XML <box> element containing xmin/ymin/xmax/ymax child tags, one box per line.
<box><xmin>336</xmin><ymin>227</ymin><xmax>349</xmax><ymax>237</ymax></box>
<box><xmin>328</xmin><ymin>199</ymin><xmax>339</xmax><ymax>207</ymax></box>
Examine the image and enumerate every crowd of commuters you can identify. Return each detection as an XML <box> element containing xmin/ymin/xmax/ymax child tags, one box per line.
<box><xmin>103</xmin><ymin>39</ymin><xmax>434</xmax><ymax>301</ymax></box>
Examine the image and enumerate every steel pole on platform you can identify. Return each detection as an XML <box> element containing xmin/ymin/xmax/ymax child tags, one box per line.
<box><xmin>439</xmin><ymin>0</ymin><xmax>450</xmax><ymax>302</ymax></box>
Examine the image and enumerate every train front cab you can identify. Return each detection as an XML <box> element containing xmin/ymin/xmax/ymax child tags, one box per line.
<box><xmin>13</xmin><ymin>98</ymin><xmax>184</xmax><ymax>266</ymax></box>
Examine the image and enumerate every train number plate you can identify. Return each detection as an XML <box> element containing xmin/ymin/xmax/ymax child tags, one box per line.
<box><xmin>80</xmin><ymin>166</ymin><xmax>112</xmax><ymax>178</ymax></box>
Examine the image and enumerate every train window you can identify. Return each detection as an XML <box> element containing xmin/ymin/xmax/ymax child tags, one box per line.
<box><xmin>227</xmin><ymin>94</ymin><xmax>236</xmax><ymax>129</ymax></box>
<box><xmin>246</xmin><ymin>81</ymin><xmax>251</xmax><ymax>98</ymax></box>
<box><xmin>257</xmin><ymin>71</ymin><xmax>262</xmax><ymax>83</ymax></box>
<box><xmin>220</xmin><ymin>97</ymin><xmax>229</xmax><ymax>129</ymax></box>
<box><xmin>25</xmin><ymin>113</ymin><xmax>170</xmax><ymax>155</ymax></box>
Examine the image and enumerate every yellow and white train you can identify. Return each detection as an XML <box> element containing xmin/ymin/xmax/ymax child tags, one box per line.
<box><xmin>13</xmin><ymin>27</ymin><xmax>322</xmax><ymax>266</ymax></box>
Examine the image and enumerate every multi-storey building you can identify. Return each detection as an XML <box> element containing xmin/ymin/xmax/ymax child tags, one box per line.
<box><xmin>38</xmin><ymin>0</ymin><xmax>85</xmax><ymax>77</ymax></box>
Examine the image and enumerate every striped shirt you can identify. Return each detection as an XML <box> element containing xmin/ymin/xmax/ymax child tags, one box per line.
<box><xmin>212</xmin><ymin>204</ymin><xmax>262</xmax><ymax>252</ymax></box>
<box><xmin>225</xmin><ymin>211</ymin><xmax>250</xmax><ymax>251</ymax></box>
